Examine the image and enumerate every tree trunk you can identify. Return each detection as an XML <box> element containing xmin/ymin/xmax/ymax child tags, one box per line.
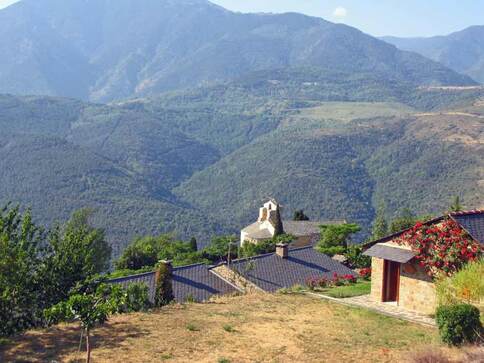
<box><xmin>86</xmin><ymin>328</ymin><xmax>91</xmax><ymax>363</ymax></box>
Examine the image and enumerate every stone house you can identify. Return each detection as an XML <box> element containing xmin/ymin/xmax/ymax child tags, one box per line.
<box><xmin>240</xmin><ymin>199</ymin><xmax>345</xmax><ymax>247</ymax></box>
<box><xmin>363</xmin><ymin>210</ymin><xmax>484</xmax><ymax>315</ymax></box>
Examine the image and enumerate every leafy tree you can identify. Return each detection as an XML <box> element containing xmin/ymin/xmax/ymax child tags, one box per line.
<box><xmin>317</xmin><ymin>223</ymin><xmax>361</xmax><ymax>253</ymax></box>
<box><xmin>202</xmin><ymin>235</ymin><xmax>238</xmax><ymax>262</ymax></box>
<box><xmin>116</xmin><ymin>235</ymin><xmax>207</xmax><ymax>271</ymax></box>
<box><xmin>344</xmin><ymin>245</ymin><xmax>371</xmax><ymax>269</ymax></box>
<box><xmin>293</xmin><ymin>210</ymin><xmax>309</xmax><ymax>221</ymax></box>
<box><xmin>45</xmin><ymin>282</ymin><xmax>123</xmax><ymax>363</ymax></box>
<box><xmin>115</xmin><ymin>236</ymin><xmax>162</xmax><ymax>270</ymax></box>
<box><xmin>44</xmin><ymin>209</ymin><xmax>111</xmax><ymax>304</ymax></box>
<box><xmin>0</xmin><ymin>205</ymin><xmax>46</xmax><ymax>336</ymax></box>
<box><xmin>371</xmin><ymin>203</ymin><xmax>388</xmax><ymax>240</ymax></box>
<box><xmin>158</xmin><ymin>239</ymin><xmax>205</xmax><ymax>265</ymax></box>
<box><xmin>389</xmin><ymin>208</ymin><xmax>417</xmax><ymax>233</ymax></box>
<box><xmin>449</xmin><ymin>196</ymin><xmax>463</xmax><ymax>213</ymax></box>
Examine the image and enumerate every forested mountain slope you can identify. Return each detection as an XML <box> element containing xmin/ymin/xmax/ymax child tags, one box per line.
<box><xmin>1</xmin><ymin>72</ymin><xmax>482</xmax><ymax>254</ymax></box>
<box><xmin>0</xmin><ymin>0</ymin><xmax>476</xmax><ymax>102</ymax></box>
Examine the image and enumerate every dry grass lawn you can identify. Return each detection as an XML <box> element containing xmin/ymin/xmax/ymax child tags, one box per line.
<box><xmin>1</xmin><ymin>293</ymin><xmax>442</xmax><ymax>363</ymax></box>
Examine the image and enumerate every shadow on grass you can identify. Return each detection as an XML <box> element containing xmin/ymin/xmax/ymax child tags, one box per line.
<box><xmin>0</xmin><ymin>319</ymin><xmax>147</xmax><ymax>362</ymax></box>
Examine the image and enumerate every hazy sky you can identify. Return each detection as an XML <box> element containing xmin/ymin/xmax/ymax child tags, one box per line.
<box><xmin>0</xmin><ymin>0</ymin><xmax>482</xmax><ymax>37</ymax></box>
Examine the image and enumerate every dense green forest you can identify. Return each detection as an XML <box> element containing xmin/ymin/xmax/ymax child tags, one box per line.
<box><xmin>0</xmin><ymin>70</ymin><xmax>482</xmax><ymax>256</ymax></box>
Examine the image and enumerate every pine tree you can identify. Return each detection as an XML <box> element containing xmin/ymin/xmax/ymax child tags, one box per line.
<box><xmin>189</xmin><ymin>237</ymin><xmax>198</xmax><ymax>252</ymax></box>
<box><xmin>371</xmin><ymin>203</ymin><xmax>388</xmax><ymax>240</ymax></box>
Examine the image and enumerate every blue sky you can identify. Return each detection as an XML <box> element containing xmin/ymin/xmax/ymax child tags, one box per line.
<box><xmin>0</xmin><ymin>0</ymin><xmax>482</xmax><ymax>37</ymax></box>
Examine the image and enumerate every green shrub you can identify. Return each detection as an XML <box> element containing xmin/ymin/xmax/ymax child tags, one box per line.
<box><xmin>435</xmin><ymin>304</ymin><xmax>482</xmax><ymax>346</ymax></box>
<box><xmin>154</xmin><ymin>262</ymin><xmax>174</xmax><ymax>307</ymax></box>
<box><xmin>436</xmin><ymin>259</ymin><xmax>483</xmax><ymax>306</ymax></box>
<box><xmin>223</xmin><ymin>324</ymin><xmax>235</xmax><ymax>332</ymax></box>
<box><xmin>316</xmin><ymin>245</ymin><xmax>346</xmax><ymax>256</ymax></box>
<box><xmin>125</xmin><ymin>283</ymin><xmax>152</xmax><ymax>312</ymax></box>
<box><xmin>344</xmin><ymin>245</ymin><xmax>371</xmax><ymax>268</ymax></box>
<box><xmin>186</xmin><ymin>323</ymin><xmax>199</xmax><ymax>331</ymax></box>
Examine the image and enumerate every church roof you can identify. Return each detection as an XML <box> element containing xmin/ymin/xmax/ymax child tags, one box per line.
<box><xmin>242</xmin><ymin>219</ymin><xmax>346</xmax><ymax>240</ymax></box>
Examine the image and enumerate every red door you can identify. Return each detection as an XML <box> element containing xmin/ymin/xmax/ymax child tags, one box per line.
<box><xmin>382</xmin><ymin>260</ymin><xmax>400</xmax><ymax>302</ymax></box>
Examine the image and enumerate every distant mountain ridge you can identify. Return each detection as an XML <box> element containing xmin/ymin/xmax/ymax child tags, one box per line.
<box><xmin>0</xmin><ymin>0</ymin><xmax>476</xmax><ymax>102</ymax></box>
<box><xmin>382</xmin><ymin>26</ymin><xmax>484</xmax><ymax>84</ymax></box>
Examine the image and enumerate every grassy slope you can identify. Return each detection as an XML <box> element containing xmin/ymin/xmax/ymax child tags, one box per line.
<box><xmin>0</xmin><ymin>293</ymin><xmax>438</xmax><ymax>363</ymax></box>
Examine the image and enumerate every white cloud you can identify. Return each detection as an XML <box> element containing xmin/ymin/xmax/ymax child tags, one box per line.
<box><xmin>0</xmin><ymin>0</ymin><xmax>20</xmax><ymax>10</ymax></box>
<box><xmin>333</xmin><ymin>6</ymin><xmax>347</xmax><ymax>19</ymax></box>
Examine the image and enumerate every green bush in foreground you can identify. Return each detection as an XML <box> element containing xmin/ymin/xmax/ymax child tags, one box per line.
<box><xmin>436</xmin><ymin>259</ymin><xmax>483</xmax><ymax>306</ymax></box>
<box><xmin>125</xmin><ymin>283</ymin><xmax>152</xmax><ymax>312</ymax></box>
<box><xmin>435</xmin><ymin>304</ymin><xmax>482</xmax><ymax>346</ymax></box>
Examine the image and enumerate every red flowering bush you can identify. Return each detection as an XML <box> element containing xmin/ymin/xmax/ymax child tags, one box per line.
<box><xmin>395</xmin><ymin>218</ymin><xmax>481</xmax><ymax>278</ymax></box>
<box><xmin>332</xmin><ymin>272</ymin><xmax>357</xmax><ymax>286</ymax></box>
<box><xmin>359</xmin><ymin>268</ymin><xmax>372</xmax><ymax>280</ymax></box>
<box><xmin>342</xmin><ymin>274</ymin><xmax>357</xmax><ymax>285</ymax></box>
<box><xmin>332</xmin><ymin>272</ymin><xmax>344</xmax><ymax>286</ymax></box>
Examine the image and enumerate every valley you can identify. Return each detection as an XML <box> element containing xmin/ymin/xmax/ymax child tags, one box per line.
<box><xmin>0</xmin><ymin>0</ymin><xmax>482</xmax><ymax>257</ymax></box>
<box><xmin>1</xmin><ymin>82</ymin><xmax>482</xmax><ymax>255</ymax></box>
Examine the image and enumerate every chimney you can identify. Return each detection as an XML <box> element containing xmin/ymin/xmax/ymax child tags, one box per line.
<box><xmin>157</xmin><ymin>259</ymin><xmax>173</xmax><ymax>273</ymax></box>
<box><xmin>276</xmin><ymin>243</ymin><xmax>289</xmax><ymax>258</ymax></box>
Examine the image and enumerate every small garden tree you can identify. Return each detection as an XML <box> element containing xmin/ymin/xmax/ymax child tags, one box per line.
<box><xmin>45</xmin><ymin>283</ymin><xmax>123</xmax><ymax>363</ymax></box>
<box><xmin>317</xmin><ymin>223</ymin><xmax>361</xmax><ymax>256</ymax></box>
<box><xmin>395</xmin><ymin>218</ymin><xmax>481</xmax><ymax>278</ymax></box>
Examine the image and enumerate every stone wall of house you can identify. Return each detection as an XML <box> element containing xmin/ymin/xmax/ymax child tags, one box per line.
<box><xmin>370</xmin><ymin>257</ymin><xmax>384</xmax><ymax>301</ymax></box>
<box><xmin>399</xmin><ymin>261</ymin><xmax>436</xmax><ymax>315</ymax></box>
<box><xmin>211</xmin><ymin>265</ymin><xmax>262</xmax><ymax>293</ymax></box>
<box><xmin>370</xmin><ymin>256</ymin><xmax>436</xmax><ymax>315</ymax></box>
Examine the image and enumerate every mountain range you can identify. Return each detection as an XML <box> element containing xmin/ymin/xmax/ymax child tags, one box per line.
<box><xmin>382</xmin><ymin>26</ymin><xmax>484</xmax><ymax>84</ymax></box>
<box><xmin>0</xmin><ymin>0</ymin><xmax>477</xmax><ymax>102</ymax></box>
<box><xmin>0</xmin><ymin>0</ymin><xmax>483</xmax><ymax>256</ymax></box>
